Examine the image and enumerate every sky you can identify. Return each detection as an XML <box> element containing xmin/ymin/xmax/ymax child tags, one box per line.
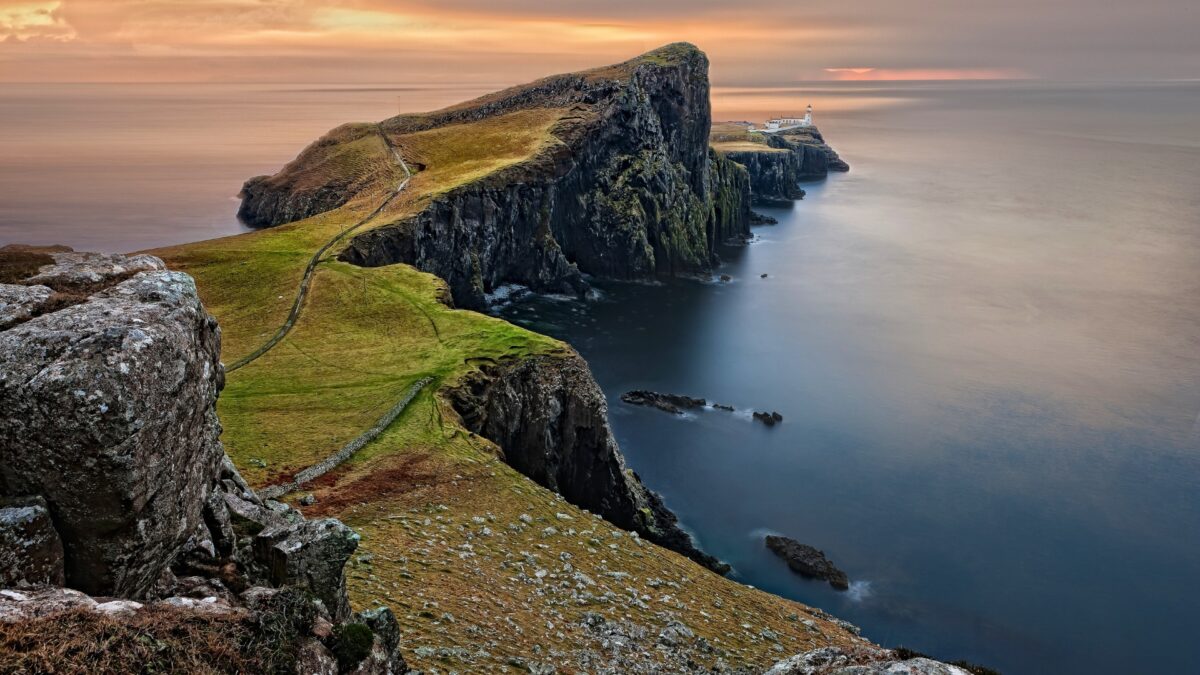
<box><xmin>0</xmin><ymin>0</ymin><xmax>1197</xmax><ymax>84</ymax></box>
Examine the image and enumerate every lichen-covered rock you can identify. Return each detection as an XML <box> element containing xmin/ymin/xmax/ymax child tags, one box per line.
<box><xmin>0</xmin><ymin>264</ymin><xmax>224</xmax><ymax>598</ymax></box>
<box><xmin>0</xmin><ymin>283</ymin><xmax>53</xmax><ymax>330</ymax></box>
<box><xmin>254</xmin><ymin>519</ymin><xmax>360</xmax><ymax>621</ymax></box>
<box><xmin>765</xmin><ymin>647</ymin><xmax>972</xmax><ymax>675</ymax></box>
<box><xmin>0</xmin><ymin>587</ymin><xmax>97</xmax><ymax>621</ymax></box>
<box><xmin>356</xmin><ymin>607</ymin><xmax>408</xmax><ymax>674</ymax></box>
<box><xmin>718</xmin><ymin>147</ymin><xmax>806</xmax><ymax>204</ymax></box>
<box><xmin>23</xmin><ymin>251</ymin><xmax>165</xmax><ymax>290</ymax></box>
<box><xmin>449</xmin><ymin>351</ymin><xmax>730</xmax><ymax>574</ymax></box>
<box><xmin>0</xmin><ymin>496</ymin><xmax>64</xmax><ymax>588</ymax></box>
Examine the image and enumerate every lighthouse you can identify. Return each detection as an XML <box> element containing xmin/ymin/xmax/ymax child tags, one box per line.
<box><xmin>802</xmin><ymin>104</ymin><xmax>813</xmax><ymax>127</ymax></box>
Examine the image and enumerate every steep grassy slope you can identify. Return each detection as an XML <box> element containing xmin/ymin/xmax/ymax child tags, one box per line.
<box><xmin>153</xmin><ymin>44</ymin><xmax>868</xmax><ymax>672</ymax></box>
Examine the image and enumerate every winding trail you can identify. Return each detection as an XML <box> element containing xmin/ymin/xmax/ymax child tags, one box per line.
<box><xmin>258</xmin><ymin>376</ymin><xmax>434</xmax><ymax>500</ymax></box>
<box><xmin>227</xmin><ymin>128</ymin><xmax>412</xmax><ymax>373</ymax></box>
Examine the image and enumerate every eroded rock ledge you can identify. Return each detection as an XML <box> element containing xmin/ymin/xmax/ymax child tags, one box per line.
<box><xmin>448</xmin><ymin>352</ymin><xmax>731</xmax><ymax>574</ymax></box>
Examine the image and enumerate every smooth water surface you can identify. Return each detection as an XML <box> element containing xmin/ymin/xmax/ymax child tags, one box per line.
<box><xmin>2</xmin><ymin>81</ymin><xmax>1198</xmax><ymax>674</ymax></box>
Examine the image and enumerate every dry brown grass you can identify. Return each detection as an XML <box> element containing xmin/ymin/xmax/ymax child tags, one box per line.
<box><xmin>0</xmin><ymin>607</ymin><xmax>289</xmax><ymax>675</ymax></box>
<box><xmin>0</xmin><ymin>250</ymin><xmax>55</xmax><ymax>284</ymax></box>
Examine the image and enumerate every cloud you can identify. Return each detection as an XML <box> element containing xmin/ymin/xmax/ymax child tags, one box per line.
<box><xmin>0</xmin><ymin>0</ymin><xmax>1196</xmax><ymax>82</ymax></box>
<box><xmin>1</xmin><ymin>1</ymin><xmax>77</xmax><ymax>41</ymax></box>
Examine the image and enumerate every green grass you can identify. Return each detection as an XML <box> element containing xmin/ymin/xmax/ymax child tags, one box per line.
<box><xmin>392</xmin><ymin>107</ymin><xmax>567</xmax><ymax>199</ymax></box>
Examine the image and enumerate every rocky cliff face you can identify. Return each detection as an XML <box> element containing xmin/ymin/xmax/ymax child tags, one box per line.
<box><xmin>448</xmin><ymin>352</ymin><xmax>730</xmax><ymax>574</ymax></box>
<box><xmin>766</xmin><ymin>126</ymin><xmax>850</xmax><ymax>179</ymax></box>
<box><xmin>718</xmin><ymin>148</ymin><xmax>806</xmax><ymax>204</ymax></box>
<box><xmin>0</xmin><ymin>248</ymin><xmax>407</xmax><ymax>673</ymax></box>
<box><xmin>239</xmin><ymin>43</ymin><xmax>752</xmax><ymax>309</ymax></box>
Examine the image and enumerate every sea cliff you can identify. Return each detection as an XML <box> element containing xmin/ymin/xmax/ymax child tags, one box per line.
<box><xmin>710</xmin><ymin>121</ymin><xmax>849</xmax><ymax>204</ymax></box>
<box><xmin>240</xmin><ymin>43</ymin><xmax>752</xmax><ymax>309</ymax></box>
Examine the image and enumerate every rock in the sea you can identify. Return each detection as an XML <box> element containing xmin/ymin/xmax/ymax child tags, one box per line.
<box><xmin>766</xmin><ymin>647</ymin><xmax>974</xmax><ymax>675</ymax></box>
<box><xmin>0</xmin><ymin>258</ymin><xmax>224</xmax><ymax>598</ymax></box>
<box><xmin>753</xmin><ymin>411</ymin><xmax>784</xmax><ymax>426</ymax></box>
<box><xmin>0</xmin><ymin>496</ymin><xmax>65</xmax><ymax>588</ymax></box>
<box><xmin>765</xmin><ymin>535</ymin><xmax>849</xmax><ymax>590</ymax></box>
<box><xmin>620</xmin><ymin>390</ymin><xmax>707</xmax><ymax>415</ymax></box>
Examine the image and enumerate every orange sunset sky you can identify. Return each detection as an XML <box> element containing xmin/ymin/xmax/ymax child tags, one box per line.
<box><xmin>1</xmin><ymin>0</ymin><xmax>1196</xmax><ymax>84</ymax></box>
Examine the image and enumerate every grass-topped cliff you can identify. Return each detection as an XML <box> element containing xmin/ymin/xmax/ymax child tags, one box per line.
<box><xmin>235</xmin><ymin>42</ymin><xmax>748</xmax><ymax>310</ymax></box>
<box><xmin>152</xmin><ymin>44</ymin><xmax>871</xmax><ymax>672</ymax></box>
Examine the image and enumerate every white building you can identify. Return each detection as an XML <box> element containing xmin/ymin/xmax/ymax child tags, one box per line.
<box><xmin>754</xmin><ymin>104</ymin><xmax>813</xmax><ymax>133</ymax></box>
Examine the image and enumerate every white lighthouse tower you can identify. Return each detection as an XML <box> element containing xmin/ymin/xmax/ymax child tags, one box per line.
<box><xmin>802</xmin><ymin>104</ymin><xmax>813</xmax><ymax>127</ymax></box>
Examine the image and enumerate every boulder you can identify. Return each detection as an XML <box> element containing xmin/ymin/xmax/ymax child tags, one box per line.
<box><xmin>356</xmin><ymin>607</ymin><xmax>409</xmax><ymax>674</ymax></box>
<box><xmin>0</xmin><ymin>496</ymin><xmax>64</xmax><ymax>588</ymax></box>
<box><xmin>0</xmin><ymin>261</ymin><xmax>225</xmax><ymax>598</ymax></box>
<box><xmin>254</xmin><ymin>519</ymin><xmax>360</xmax><ymax>621</ymax></box>
<box><xmin>0</xmin><ymin>283</ymin><xmax>53</xmax><ymax>330</ymax></box>
<box><xmin>23</xmin><ymin>251</ymin><xmax>164</xmax><ymax>290</ymax></box>
<box><xmin>765</xmin><ymin>535</ymin><xmax>849</xmax><ymax>590</ymax></box>
<box><xmin>766</xmin><ymin>647</ymin><xmax>972</xmax><ymax>675</ymax></box>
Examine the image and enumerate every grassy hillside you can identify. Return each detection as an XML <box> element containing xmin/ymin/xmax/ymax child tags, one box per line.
<box><xmin>152</xmin><ymin>47</ymin><xmax>866</xmax><ymax>672</ymax></box>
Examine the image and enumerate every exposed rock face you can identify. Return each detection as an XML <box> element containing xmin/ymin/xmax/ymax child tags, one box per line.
<box><xmin>718</xmin><ymin>148</ymin><xmax>806</xmax><ymax>204</ymax></box>
<box><xmin>766</xmin><ymin>647</ymin><xmax>973</xmax><ymax>675</ymax></box>
<box><xmin>0</xmin><ymin>257</ymin><xmax>223</xmax><ymax>598</ymax></box>
<box><xmin>713</xmin><ymin>125</ymin><xmax>847</xmax><ymax>206</ymax></box>
<box><xmin>22</xmin><ymin>250</ymin><xmax>165</xmax><ymax>289</ymax></box>
<box><xmin>0</xmin><ymin>497</ymin><xmax>64</xmax><ymax>588</ymax></box>
<box><xmin>765</xmin><ymin>535</ymin><xmax>849</xmax><ymax>590</ymax></box>
<box><xmin>239</xmin><ymin>43</ymin><xmax>752</xmax><ymax>309</ymax></box>
<box><xmin>449</xmin><ymin>352</ymin><xmax>730</xmax><ymax>574</ymax></box>
<box><xmin>0</xmin><ymin>284</ymin><xmax>53</xmax><ymax>330</ymax></box>
<box><xmin>767</xmin><ymin>126</ymin><xmax>850</xmax><ymax>179</ymax></box>
<box><xmin>254</xmin><ymin>518</ymin><xmax>360</xmax><ymax>621</ymax></box>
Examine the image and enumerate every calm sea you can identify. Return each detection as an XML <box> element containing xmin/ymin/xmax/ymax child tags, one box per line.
<box><xmin>3</xmin><ymin>81</ymin><xmax>1199</xmax><ymax>674</ymax></box>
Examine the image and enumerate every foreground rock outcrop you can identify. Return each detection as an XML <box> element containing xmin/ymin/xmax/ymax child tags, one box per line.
<box><xmin>0</xmin><ymin>251</ymin><xmax>221</xmax><ymax>598</ymax></box>
<box><xmin>0</xmin><ymin>249</ymin><xmax>407</xmax><ymax>673</ymax></box>
<box><xmin>766</xmin><ymin>647</ymin><xmax>974</xmax><ymax>675</ymax></box>
<box><xmin>449</xmin><ymin>352</ymin><xmax>731</xmax><ymax>574</ymax></box>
